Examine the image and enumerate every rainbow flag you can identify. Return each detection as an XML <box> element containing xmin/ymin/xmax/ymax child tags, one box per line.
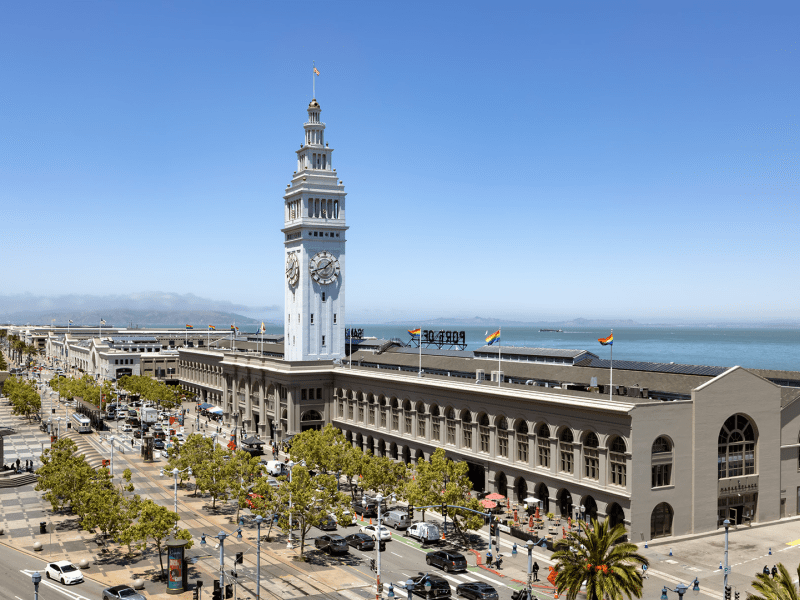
<box><xmin>408</xmin><ymin>328</ymin><xmax>421</xmax><ymax>337</ymax></box>
<box><xmin>208</xmin><ymin>325</ymin><xmax>215</xmax><ymax>330</ymax></box>
<box><xmin>230</xmin><ymin>325</ymin><xmax>236</xmax><ymax>332</ymax></box>
<box><xmin>185</xmin><ymin>324</ymin><xmax>193</xmax><ymax>330</ymax></box>
<box><xmin>598</xmin><ymin>333</ymin><xmax>613</xmax><ymax>346</ymax></box>
<box><xmin>485</xmin><ymin>329</ymin><xmax>500</xmax><ymax>345</ymax></box>
<box><xmin>260</xmin><ymin>322</ymin><xmax>266</xmax><ymax>334</ymax></box>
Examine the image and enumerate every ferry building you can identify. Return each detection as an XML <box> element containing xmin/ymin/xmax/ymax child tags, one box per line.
<box><xmin>33</xmin><ymin>95</ymin><xmax>800</xmax><ymax>543</ymax></box>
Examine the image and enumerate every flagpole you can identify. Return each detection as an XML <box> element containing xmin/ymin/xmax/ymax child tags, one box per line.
<box><xmin>418</xmin><ymin>326</ymin><xmax>422</xmax><ymax>377</ymax></box>
<box><xmin>609</xmin><ymin>328</ymin><xmax>613</xmax><ymax>401</ymax></box>
<box><xmin>498</xmin><ymin>327</ymin><xmax>502</xmax><ymax>388</ymax></box>
<box><xmin>312</xmin><ymin>61</ymin><xmax>315</xmax><ymax>98</ymax></box>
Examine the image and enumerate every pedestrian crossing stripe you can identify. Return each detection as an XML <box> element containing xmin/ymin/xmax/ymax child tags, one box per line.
<box><xmin>786</xmin><ymin>539</ymin><xmax>800</xmax><ymax>546</ymax></box>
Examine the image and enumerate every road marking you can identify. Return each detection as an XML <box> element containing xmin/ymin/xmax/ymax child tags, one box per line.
<box><xmin>391</xmin><ymin>552</ymin><xmax>403</xmax><ymax>557</ymax></box>
<box><xmin>441</xmin><ymin>574</ymin><xmax>464</xmax><ymax>584</ymax></box>
<box><xmin>470</xmin><ymin>571</ymin><xmax>510</xmax><ymax>587</ymax></box>
<box><xmin>786</xmin><ymin>539</ymin><xmax>800</xmax><ymax>546</ymax></box>
<box><xmin>19</xmin><ymin>570</ymin><xmax>91</xmax><ymax>600</ymax></box>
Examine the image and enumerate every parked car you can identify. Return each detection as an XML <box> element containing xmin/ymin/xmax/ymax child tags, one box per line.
<box><xmin>383</xmin><ymin>509</ymin><xmax>411</xmax><ymax>529</ymax></box>
<box><xmin>314</xmin><ymin>534</ymin><xmax>349</xmax><ymax>554</ymax></box>
<box><xmin>318</xmin><ymin>515</ymin><xmax>337</xmax><ymax>531</ymax></box>
<box><xmin>456</xmin><ymin>583</ymin><xmax>499</xmax><ymax>600</ymax></box>
<box><xmin>345</xmin><ymin>532</ymin><xmax>375</xmax><ymax>551</ymax></box>
<box><xmin>121</xmin><ymin>424</ymin><xmax>132</xmax><ymax>433</ymax></box>
<box><xmin>409</xmin><ymin>573</ymin><xmax>451</xmax><ymax>599</ymax></box>
<box><xmin>102</xmin><ymin>585</ymin><xmax>146</xmax><ymax>600</ymax></box>
<box><xmin>426</xmin><ymin>550</ymin><xmax>468</xmax><ymax>573</ymax></box>
<box><xmin>406</xmin><ymin>522</ymin><xmax>441</xmax><ymax>545</ymax></box>
<box><xmin>353</xmin><ymin>500</ymin><xmax>378</xmax><ymax>517</ymax></box>
<box><xmin>359</xmin><ymin>524</ymin><xmax>391</xmax><ymax>541</ymax></box>
<box><xmin>263</xmin><ymin>460</ymin><xmax>288</xmax><ymax>476</ymax></box>
<box><xmin>153</xmin><ymin>439</ymin><xmax>165</xmax><ymax>450</ymax></box>
<box><xmin>45</xmin><ymin>560</ymin><xmax>84</xmax><ymax>584</ymax></box>
<box><xmin>133</xmin><ymin>430</ymin><xmax>142</xmax><ymax>439</ymax></box>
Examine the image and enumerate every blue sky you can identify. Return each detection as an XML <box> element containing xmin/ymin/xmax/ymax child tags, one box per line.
<box><xmin>1</xmin><ymin>1</ymin><xmax>797</xmax><ymax>322</ymax></box>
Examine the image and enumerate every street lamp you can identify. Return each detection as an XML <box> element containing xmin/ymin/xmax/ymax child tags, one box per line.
<box><xmin>661</xmin><ymin>579</ymin><xmax>700</xmax><ymax>600</ymax></box>
<box><xmin>442</xmin><ymin>474</ymin><xmax>449</xmax><ymax>541</ymax></box>
<box><xmin>405</xmin><ymin>579</ymin><xmax>415</xmax><ymax>600</ymax></box>
<box><xmin>31</xmin><ymin>571</ymin><xmax>41</xmax><ymax>600</ymax></box>
<box><xmin>364</xmin><ymin>492</ymin><xmax>395</xmax><ymax>600</ymax></box>
<box><xmin>286</xmin><ymin>460</ymin><xmax>305</xmax><ymax>549</ymax></box>
<box><xmin>201</xmin><ymin>531</ymin><xmax>229</xmax><ymax>594</ymax></box>
<box><xmin>254</xmin><ymin>515</ymin><xmax>263</xmax><ymax>600</ymax></box>
<box><xmin>109</xmin><ymin>436</ymin><xmax>115</xmax><ymax>476</ymax></box>
<box><xmin>160</xmin><ymin>467</ymin><xmax>193</xmax><ymax>524</ymax></box>
<box><xmin>580</xmin><ymin>504</ymin><xmax>585</xmax><ymax>524</ymax></box>
<box><xmin>526</xmin><ymin>539</ymin><xmax>535</xmax><ymax>600</ymax></box>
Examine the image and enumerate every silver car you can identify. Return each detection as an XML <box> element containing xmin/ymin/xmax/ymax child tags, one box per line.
<box><xmin>102</xmin><ymin>585</ymin><xmax>146</xmax><ymax>600</ymax></box>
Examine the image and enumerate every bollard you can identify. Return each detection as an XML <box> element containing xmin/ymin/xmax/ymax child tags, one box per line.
<box><xmin>512</xmin><ymin>543</ymin><xmax>517</xmax><ymax>556</ymax></box>
<box><xmin>644</xmin><ymin>541</ymin><xmax>648</xmax><ymax>548</ymax></box>
<box><xmin>719</xmin><ymin>562</ymin><xmax>723</xmax><ymax>570</ymax></box>
<box><xmin>769</xmin><ymin>548</ymin><xmax>772</xmax><ymax>555</ymax></box>
<box><xmin>669</xmin><ymin>548</ymin><xmax>673</xmax><ymax>556</ymax></box>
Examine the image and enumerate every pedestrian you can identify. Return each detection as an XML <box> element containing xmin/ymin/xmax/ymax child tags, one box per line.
<box><xmin>642</xmin><ymin>564</ymin><xmax>648</xmax><ymax>579</ymax></box>
<box><xmin>772</xmin><ymin>565</ymin><xmax>778</xmax><ymax>579</ymax></box>
<box><xmin>532</xmin><ymin>562</ymin><xmax>539</xmax><ymax>582</ymax></box>
<box><xmin>763</xmin><ymin>566</ymin><xmax>770</xmax><ymax>576</ymax></box>
<box><xmin>486</xmin><ymin>549</ymin><xmax>492</xmax><ymax>565</ymax></box>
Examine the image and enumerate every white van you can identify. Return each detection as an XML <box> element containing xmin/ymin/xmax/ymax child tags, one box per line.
<box><xmin>263</xmin><ymin>460</ymin><xmax>288</xmax><ymax>477</ymax></box>
<box><xmin>405</xmin><ymin>522</ymin><xmax>440</xmax><ymax>544</ymax></box>
<box><xmin>383</xmin><ymin>510</ymin><xmax>411</xmax><ymax>530</ymax></box>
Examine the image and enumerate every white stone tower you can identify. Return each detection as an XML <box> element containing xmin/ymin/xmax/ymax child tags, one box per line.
<box><xmin>282</xmin><ymin>98</ymin><xmax>347</xmax><ymax>362</ymax></box>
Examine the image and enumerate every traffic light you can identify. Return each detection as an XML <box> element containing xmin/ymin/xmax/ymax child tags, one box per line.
<box><xmin>489</xmin><ymin>522</ymin><xmax>496</xmax><ymax>536</ymax></box>
<box><xmin>226</xmin><ymin>583</ymin><xmax>233</xmax><ymax>599</ymax></box>
<box><xmin>442</xmin><ymin>502</ymin><xmax>447</xmax><ymax>515</ymax></box>
<box><xmin>370</xmin><ymin>558</ymin><xmax>376</xmax><ymax>572</ymax></box>
<box><xmin>725</xmin><ymin>585</ymin><xmax>731</xmax><ymax>600</ymax></box>
<box><xmin>735</xmin><ymin>592</ymin><xmax>740</xmax><ymax>600</ymax></box>
<box><xmin>212</xmin><ymin>579</ymin><xmax>221</xmax><ymax>600</ymax></box>
<box><xmin>408</xmin><ymin>505</ymin><xmax>414</xmax><ymax>518</ymax></box>
<box><xmin>236</xmin><ymin>552</ymin><xmax>243</xmax><ymax>564</ymax></box>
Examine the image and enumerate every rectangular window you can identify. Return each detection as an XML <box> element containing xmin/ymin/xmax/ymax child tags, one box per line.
<box><xmin>322</xmin><ymin>292</ymin><xmax>326</xmax><ymax>302</ymax></box>
<box><xmin>652</xmin><ymin>464</ymin><xmax>672</xmax><ymax>488</ymax></box>
<box><xmin>610</xmin><ymin>452</ymin><xmax>627</xmax><ymax>486</ymax></box>
<box><xmin>517</xmin><ymin>438</ymin><xmax>528</xmax><ymax>463</ymax></box>
<box><xmin>392</xmin><ymin>411</ymin><xmax>399</xmax><ymax>431</ymax></box>
<box><xmin>463</xmin><ymin>427</ymin><xmax>472</xmax><ymax>450</ymax></box>
<box><xmin>560</xmin><ymin>444</ymin><xmax>574</xmax><ymax>474</ymax></box>
<box><xmin>317</xmin><ymin>388</ymin><xmax>322</xmax><ymax>399</ymax></box>
<box><xmin>333</xmin><ymin>314</ymin><xmax>337</xmax><ymax>324</ymax></box>
<box><xmin>368</xmin><ymin>405</ymin><xmax>375</xmax><ymax>425</ymax></box>
<box><xmin>288</xmin><ymin>314</ymin><xmax>291</xmax><ymax>323</ymax></box>
<box><xmin>538</xmin><ymin>438</ymin><xmax>550</xmax><ymax>469</ymax></box>
<box><xmin>479</xmin><ymin>426</ymin><xmax>490</xmax><ymax>453</ymax></box>
<box><xmin>359</xmin><ymin>406</ymin><xmax>364</xmax><ymax>421</ymax></box>
<box><xmin>498</xmin><ymin>430</ymin><xmax>508</xmax><ymax>458</ymax></box>
<box><xmin>380</xmin><ymin>409</ymin><xmax>387</xmax><ymax>428</ymax></box>
<box><xmin>584</xmin><ymin>449</ymin><xmax>599</xmax><ymax>479</ymax></box>
<box><xmin>348</xmin><ymin>402</ymin><xmax>354</xmax><ymax>420</ymax></box>
<box><xmin>339</xmin><ymin>398</ymin><xmax>345</xmax><ymax>417</ymax></box>
<box><xmin>322</xmin><ymin>335</ymin><xmax>325</xmax><ymax>346</ymax></box>
<box><xmin>301</xmin><ymin>389</ymin><xmax>307</xmax><ymax>400</ymax></box>
<box><xmin>432</xmin><ymin>418</ymin><xmax>440</xmax><ymax>442</ymax></box>
<box><xmin>447</xmin><ymin>418</ymin><xmax>456</xmax><ymax>445</ymax></box>
<box><xmin>418</xmin><ymin>417</ymin><xmax>426</xmax><ymax>438</ymax></box>
<box><xmin>405</xmin><ymin>414</ymin><xmax>412</xmax><ymax>434</ymax></box>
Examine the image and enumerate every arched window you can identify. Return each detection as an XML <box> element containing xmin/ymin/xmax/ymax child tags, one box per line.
<box><xmin>301</xmin><ymin>410</ymin><xmax>322</xmax><ymax>421</ymax></box>
<box><xmin>609</xmin><ymin>437</ymin><xmax>627</xmax><ymax>487</ymax></box>
<box><xmin>379</xmin><ymin>396</ymin><xmax>387</xmax><ymax>428</ymax></box>
<box><xmin>652</xmin><ymin>436</ymin><xmax>673</xmax><ymax>488</ymax></box>
<box><xmin>517</xmin><ymin>421</ymin><xmax>529</xmax><ymax>463</ymax></box>
<box><xmin>462</xmin><ymin>411</ymin><xmax>473</xmax><ymax>449</ymax></box>
<box><xmin>559</xmin><ymin>429</ymin><xmax>574</xmax><ymax>474</ymax></box>
<box><xmin>358</xmin><ymin>392</ymin><xmax>365</xmax><ymax>422</ymax></box>
<box><xmin>390</xmin><ymin>398</ymin><xmax>399</xmax><ymax>431</ymax></box>
<box><xmin>651</xmin><ymin>502</ymin><xmax>674</xmax><ymax>539</ymax></box>
<box><xmin>584</xmin><ymin>432</ymin><xmax>599</xmax><ymax>480</ymax></box>
<box><xmin>430</xmin><ymin>405</ymin><xmax>440</xmax><ymax>442</ymax></box>
<box><xmin>403</xmin><ymin>399</ymin><xmax>413</xmax><ymax>434</ymax></box>
<box><xmin>718</xmin><ymin>415</ymin><xmax>756</xmax><ymax>479</ymax></box>
<box><xmin>446</xmin><ymin>408</ymin><xmax>456</xmax><ymax>445</ymax></box>
<box><xmin>537</xmin><ymin>424</ymin><xmax>551</xmax><ymax>468</ymax></box>
<box><xmin>497</xmin><ymin>417</ymin><xmax>508</xmax><ymax>458</ymax></box>
<box><xmin>479</xmin><ymin>414</ymin><xmax>491</xmax><ymax>453</ymax></box>
<box><xmin>417</xmin><ymin>403</ymin><xmax>426</xmax><ymax>438</ymax></box>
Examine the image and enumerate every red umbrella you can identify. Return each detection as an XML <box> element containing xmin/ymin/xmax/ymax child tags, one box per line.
<box><xmin>485</xmin><ymin>493</ymin><xmax>505</xmax><ymax>500</ymax></box>
<box><xmin>480</xmin><ymin>499</ymin><xmax>498</xmax><ymax>509</ymax></box>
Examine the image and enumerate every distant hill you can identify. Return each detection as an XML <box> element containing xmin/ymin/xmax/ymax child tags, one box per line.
<box><xmin>384</xmin><ymin>316</ymin><xmax>642</xmax><ymax>327</ymax></box>
<box><xmin>0</xmin><ymin>309</ymin><xmax>278</xmax><ymax>330</ymax></box>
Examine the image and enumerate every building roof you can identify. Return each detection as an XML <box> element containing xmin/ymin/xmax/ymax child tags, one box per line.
<box><xmin>110</xmin><ymin>337</ymin><xmax>159</xmax><ymax>343</ymax></box>
<box><xmin>474</xmin><ymin>346</ymin><xmax>598</xmax><ymax>360</ymax></box>
<box><xmin>392</xmin><ymin>347</ymin><xmax>475</xmax><ymax>359</ymax></box>
<box><xmin>575</xmin><ymin>358</ymin><xmax>728</xmax><ymax>377</ymax></box>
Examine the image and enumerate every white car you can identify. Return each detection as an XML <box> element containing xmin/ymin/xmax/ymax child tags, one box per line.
<box><xmin>359</xmin><ymin>524</ymin><xmax>391</xmax><ymax>541</ymax></box>
<box><xmin>45</xmin><ymin>560</ymin><xmax>84</xmax><ymax>584</ymax></box>
<box><xmin>121</xmin><ymin>424</ymin><xmax>133</xmax><ymax>433</ymax></box>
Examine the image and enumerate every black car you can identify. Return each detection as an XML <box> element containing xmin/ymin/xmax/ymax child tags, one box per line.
<box><xmin>153</xmin><ymin>439</ymin><xmax>165</xmax><ymax>450</ymax></box>
<box><xmin>409</xmin><ymin>573</ymin><xmax>451</xmax><ymax>599</ymax></box>
<box><xmin>353</xmin><ymin>501</ymin><xmax>379</xmax><ymax>517</ymax></box>
<box><xmin>318</xmin><ymin>515</ymin><xmax>337</xmax><ymax>531</ymax></box>
<box><xmin>426</xmin><ymin>550</ymin><xmax>468</xmax><ymax>573</ymax></box>
<box><xmin>456</xmin><ymin>583</ymin><xmax>499</xmax><ymax>600</ymax></box>
<box><xmin>345</xmin><ymin>532</ymin><xmax>375</xmax><ymax>551</ymax></box>
<box><xmin>314</xmin><ymin>534</ymin><xmax>348</xmax><ymax>554</ymax></box>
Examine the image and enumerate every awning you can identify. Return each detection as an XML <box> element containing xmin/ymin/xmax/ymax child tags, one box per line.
<box><xmin>208</xmin><ymin>407</ymin><xmax>223</xmax><ymax>415</ymax></box>
<box><xmin>199</xmin><ymin>402</ymin><xmax>214</xmax><ymax>409</ymax></box>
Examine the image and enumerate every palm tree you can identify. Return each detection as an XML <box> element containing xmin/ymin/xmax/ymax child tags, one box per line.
<box><xmin>748</xmin><ymin>563</ymin><xmax>800</xmax><ymax>600</ymax></box>
<box><xmin>552</xmin><ymin>517</ymin><xmax>648</xmax><ymax>600</ymax></box>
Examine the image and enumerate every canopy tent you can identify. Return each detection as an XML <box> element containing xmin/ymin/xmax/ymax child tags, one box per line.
<box><xmin>198</xmin><ymin>402</ymin><xmax>214</xmax><ymax>409</ymax></box>
<box><xmin>242</xmin><ymin>436</ymin><xmax>265</xmax><ymax>446</ymax></box>
<box><xmin>208</xmin><ymin>407</ymin><xmax>223</xmax><ymax>415</ymax></box>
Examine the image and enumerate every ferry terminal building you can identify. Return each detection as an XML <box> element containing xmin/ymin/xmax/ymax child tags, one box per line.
<box><xmin>174</xmin><ymin>97</ymin><xmax>800</xmax><ymax>543</ymax></box>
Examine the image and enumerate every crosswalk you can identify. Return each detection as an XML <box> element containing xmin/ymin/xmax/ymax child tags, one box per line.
<box><xmin>393</xmin><ymin>570</ymin><xmax>513</xmax><ymax>590</ymax></box>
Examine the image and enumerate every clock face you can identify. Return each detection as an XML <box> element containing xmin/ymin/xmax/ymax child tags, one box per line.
<box><xmin>309</xmin><ymin>251</ymin><xmax>340</xmax><ymax>285</ymax></box>
<box><xmin>286</xmin><ymin>253</ymin><xmax>299</xmax><ymax>286</ymax></box>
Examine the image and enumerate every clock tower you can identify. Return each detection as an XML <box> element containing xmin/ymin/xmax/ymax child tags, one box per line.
<box><xmin>282</xmin><ymin>98</ymin><xmax>347</xmax><ymax>362</ymax></box>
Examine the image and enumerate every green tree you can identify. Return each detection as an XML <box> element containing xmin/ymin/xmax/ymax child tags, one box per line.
<box><xmin>126</xmin><ymin>498</ymin><xmax>192</xmax><ymax>576</ymax></box>
<box><xmin>362</xmin><ymin>454</ymin><xmax>409</xmax><ymax>500</ymax></box>
<box><xmin>35</xmin><ymin>438</ymin><xmax>95</xmax><ymax>512</ymax></box>
<box><xmin>274</xmin><ymin>466</ymin><xmax>351</xmax><ymax>556</ymax></box>
<box><xmin>8</xmin><ymin>377</ymin><xmax>42</xmax><ymax>420</ymax></box>
<box><xmin>229</xmin><ymin>449</ymin><xmax>265</xmax><ymax>521</ymax></box>
<box><xmin>195</xmin><ymin>445</ymin><xmax>232</xmax><ymax>508</ymax></box>
<box><xmin>404</xmin><ymin>448</ymin><xmax>485</xmax><ymax>544</ymax></box>
<box><xmin>247</xmin><ymin>476</ymin><xmax>280</xmax><ymax>540</ymax></box>
<box><xmin>748</xmin><ymin>563</ymin><xmax>800</xmax><ymax>600</ymax></box>
<box><xmin>167</xmin><ymin>433</ymin><xmax>215</xmax><ymax>494</ymax></box>
<box><xmin>552</xmin><ymin>518</ymin><xmax>648</xmax><ymax>600</ymax></box>
<box><xmin>76</xmin><ymin>468</ymin><xmax>136</xmax><ymax>539</ymax></box>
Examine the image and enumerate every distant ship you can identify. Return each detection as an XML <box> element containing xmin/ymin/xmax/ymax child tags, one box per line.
<box><xmin>540</xmin><ymin>328</ymin><xmax>563</xmax><ymax>332</ymax></box>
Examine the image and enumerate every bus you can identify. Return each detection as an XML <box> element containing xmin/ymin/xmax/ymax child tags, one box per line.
<box><xmin>71</xmin><ymin>413</ymin><xmax>92</xmax><ymax>433</ymax></box>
